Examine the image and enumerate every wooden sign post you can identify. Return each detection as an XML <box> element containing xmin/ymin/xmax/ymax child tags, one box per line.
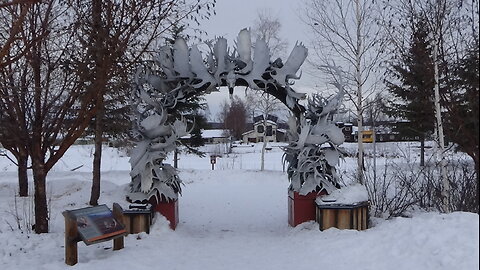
<box><xmin>210</xmin><ymin>155</ymin><xmax>216</xmax><ymax>170</ymax></box>
<box><xmin>115</xmin><ymin>203</ymin><xmax>153</xmax><ymax>234</ymax></box>
<box><xmin>63</xmin><ymin>204</ymin><xmax>127</xmax><ymax>266</ymax></box>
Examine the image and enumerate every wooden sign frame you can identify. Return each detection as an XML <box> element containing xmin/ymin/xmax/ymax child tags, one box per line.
<box><xmin>63</xmin><ymin>204</ymin><xmax>126</xmax><ymax>266</ymax></box>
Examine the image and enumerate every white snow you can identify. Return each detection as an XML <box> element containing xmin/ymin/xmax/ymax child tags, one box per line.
<box><xmin>181</xmin><ymin>129</ymin><xmax>228</xmax><ymax>139</ymax></box>
<box><xmin>200</xmin><ymin>129</ymin><xmax>228</xmax><ymax>139</ymax></box>
<box><xmin>317</xmin><ymin>183</ymin><xmax>369</xmax><ymax>205</ymax></box>
<box><xmin>0</xmin><ymin>142</ymin><xmax>478</xmax><ymax>270</ymax></box>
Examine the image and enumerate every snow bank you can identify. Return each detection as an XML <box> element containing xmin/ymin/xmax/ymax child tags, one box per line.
<box><xmin>0</xmin><ymin>144</ymin><xmax>478</xmax><ymax>270</ymax></box>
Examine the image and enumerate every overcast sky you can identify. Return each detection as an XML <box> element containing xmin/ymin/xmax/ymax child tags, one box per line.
<box><xmin>196</xmin><ymin>0</ymin><xmax>322</xmax><ymax>121</ymax></box>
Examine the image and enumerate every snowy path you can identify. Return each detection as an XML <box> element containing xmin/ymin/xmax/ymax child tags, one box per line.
<box><xmin>179</xmin><ymin>170</ymin><xmax>290</xmax><ymax>235</ymax></box>
<box><xmin>0</xmin><ymin>145</ymin><xmax>478</xmax><ymax>270</ymax></box>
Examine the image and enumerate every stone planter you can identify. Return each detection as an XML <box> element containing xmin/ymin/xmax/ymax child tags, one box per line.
<box><xmin>288</xmin><ymin>189</ymin><xmax>327</xmax><ymax>227</ymax></box>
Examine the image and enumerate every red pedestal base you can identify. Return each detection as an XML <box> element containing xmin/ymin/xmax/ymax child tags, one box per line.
<box><xmin>288</xmin><ymin>189</ymin><xmax>326</xmax><ymax>227</ymax></box>
<box><xmin>152</xmin><ymin>199</ymin><xmax>179</xmax><ymax>230</ymax></box>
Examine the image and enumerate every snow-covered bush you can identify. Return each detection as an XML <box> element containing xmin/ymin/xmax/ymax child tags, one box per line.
<box><xmin>364</xmin><ymin>154</ymin><xmax>478</xmax><ymax>218</ymax></box>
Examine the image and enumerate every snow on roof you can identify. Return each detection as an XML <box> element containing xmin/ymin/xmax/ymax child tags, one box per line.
<box><xmin>202</xmin><ymin>129</ymin><xmax>228</xmax><ymax>138</ymax></box>
<box><xmin>254</xmin><ymin>120</ymin><xmax>277</xmax><ymax>126</ymax></box>
<box><xmin>350</xmin><ymin>125</ymin><xmax>398</xmax><ymax>135</ymax></box>
<box><xmin>375</xmin><ymin>125</ymin><xmax>398</xmax><ymax>134</ymax></box>
<box><xmin>352</xmin><ymin>126</ymin><xmax>358</xmax><ymax>134</ymax></box>
<box><xmin>241</xmin><ymin>130</ymin><xmax>254</xmax><ymax>136</ymax></box>
<box><xmin>182</xmin><ymin>129</ymin><xmax>229</xmax><ymax>139</ymax></box>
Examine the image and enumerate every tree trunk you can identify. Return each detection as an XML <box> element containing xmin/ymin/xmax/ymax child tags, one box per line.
<box><xmin>174</xmin><ymin>149</ymin><xmax>178</xmax><ymax>168</ymax></box>
<box><xmin>90</xmin><ymin>100</ymin><xmax>103</xmax><ymax>206</ymax></box>
<box><xmin>433</xmin><ymin>35</ymin><xmax>449</xmax><ymax>212</ymax></box>
<box><xmin>420</xmin><ymin>138</ymin><xmax>425</xmax><ymax>167</ymax></box>
<box><xmin>473</xmin><ymin>154</ymin><xmax>479</xmax><ymax>214</ymax></box>
<box><xmin>261</xmin><ymin>118</ymin><xmax>267</xmax><ymax>171</ymax></box>
<box><xmin>18</xmin><ymin>151</ymin><xmax>29</xmax><ymax>197</ymax></box>
<box><xmin>30</xmin><ymin>29</ymin><xmax>48</xmax><ymax>233</ymax></box>
<box><xmin>355</xmin><ymin>0</ymin><xmax>364</xmax><ymax>185</ymax></box>
<box><xmin>32</xmin><ymin>161</ymin><xmax>48</xmax><ymax>233</ymax></box>
<box><xmin>89</xmin><ymin>0</ymin><xmax>105</xmax><ymax>206</ymax></box>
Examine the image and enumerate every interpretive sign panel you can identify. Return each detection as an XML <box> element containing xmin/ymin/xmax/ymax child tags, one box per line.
<box><xmin>67</xmin><ymin>204</ymin><xmax>126</xmax><ymax>245</ymax></box>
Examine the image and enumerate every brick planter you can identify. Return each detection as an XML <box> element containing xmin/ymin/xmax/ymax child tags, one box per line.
<box><xmin>288</xmin><ymin>189</ymin><xmax>327</xmax><ymax>227</ymax></box>
<box><xmin>150</xmin><ymin>198</ymin><xmax>179</xmax><ymax>230</ymax></box>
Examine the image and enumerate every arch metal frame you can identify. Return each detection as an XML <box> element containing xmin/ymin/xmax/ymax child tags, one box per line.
<box><xmin>127</xmin><ymin>29</ymin><xmax>345</xmax><ymax>203</ymax></box>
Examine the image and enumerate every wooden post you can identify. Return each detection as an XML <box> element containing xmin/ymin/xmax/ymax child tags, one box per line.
<box><xmin>132</xmin><ymin>215</ymin><xmax>146</xmax><ymax>233</ymax></box>
<box><xmin>362</xmin><ymin>205</ymin><xmax>368</xmax><ymax>230</ymax></box>
<box><xmin>352</xmin><ymin>208</ymin><xmax>358</xmax><ymax>229</ymax></box>
<box><xmin>112</xmin><ymin>203</ymin><xmax>125</xmax><ymax>251</ymax></box>
<box><xmin>210</xmin><ymin>155</ymin><xmax>216</xmax><ymax>170</ymax></box>
<box><xmin>64</xmin><ymin>213</ymin><xmax>78</xmax><ymax>266</ymax></box>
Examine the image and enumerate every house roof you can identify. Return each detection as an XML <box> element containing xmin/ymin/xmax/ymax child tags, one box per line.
<box><xmin>241</xmin><ymin>130</ymin><xmax>255</xmax><ymax>136</ymax></box>
<box><xmin>254</xmin><ymin>120</ymin><xmax>277</xmax><ymax>126</ymax></box>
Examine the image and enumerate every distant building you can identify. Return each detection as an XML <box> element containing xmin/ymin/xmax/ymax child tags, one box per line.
<box><xmin>242</xmin><ymin>115</ymin><xmax>286</xmax><ymax>143</ymax></box>
<box><xmin>336</xmin><ymin>122</ymin><xmax>355</xmax><ymax>142</ymax></box>
<box><xmin>181</xmin><ymin>129</ymin><xmax>230</xmax><ymax>144</ymax></box>
<box><xmin>344</xmin><ymin>120</ymin><xmax>423</xmax><ymax>143</ymax></box>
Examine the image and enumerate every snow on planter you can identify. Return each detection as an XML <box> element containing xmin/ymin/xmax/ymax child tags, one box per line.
<box><xmin>316</xmin><ymin>184</ymin><xmax>368</xmax><ymax>205</ymax></box>
<box><xmin>315</xmin><ymin>184</ymin><xmax>369</xmax><ymax>231</ymax></box>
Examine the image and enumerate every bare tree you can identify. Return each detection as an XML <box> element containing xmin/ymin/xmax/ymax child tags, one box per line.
<box><xmin>303</xmin><ymin>0</ymin><xmax>385</xmax><ymax>185</ymax></box>
<box><xmin>0</xmin><ymin>3</ymin><xmax>35</xmax><ymax>197</ymax></box>
<box><xmin>248</xmin><ymin>9</ymin><xmax>289</xmax><ymax>170</ymax></box>
<box><xmin>70</xmin><ymin>0</ymin><xmax>216</xmax><ymax>206</ymax></box>
<box><xmin>220</xmin><ymin>96</ymin><xmax>248</xmax><ymax>140</ymax></box>
<box><xmin>0</xmin><ymin>0</ymin><xmax>216</xmax><ymax>233</ymax></box>
<box><xmin>246</xmin><ymin>91</ymin><xmax>283</xmax><ymax>170</ymax></box>
<box><xmin>0</xmin><ymin>0</ymin><xmax>102</xmax><ymax>233</ymax></box>
<box><xmin>251</xmin><ymin>9</ymin><xmax>287</xmax><ymax>59</ymax></box>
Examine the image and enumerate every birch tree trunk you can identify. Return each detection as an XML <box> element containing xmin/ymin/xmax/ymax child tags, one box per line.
<box><xmin>433</xmin><ymin>37</ymin><xmax>449</xmax><ymax>212</ymax></box>
<box><xmin>355</xmin><ymin>0</ymin><xmax>364</xmax><ymax>185</ymax></box>
<box><xmin>261</xmin><ymin>116</ymin><xmax>267</xmax><ymax>171</ymax></box>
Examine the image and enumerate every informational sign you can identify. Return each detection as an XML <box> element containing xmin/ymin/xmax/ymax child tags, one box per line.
<box><xmin>68</xmin><ymin>205</ymin><xmax>126</xmax><ymax>245</ymax></box>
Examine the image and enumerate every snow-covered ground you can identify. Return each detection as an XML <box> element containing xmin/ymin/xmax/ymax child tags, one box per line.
<box><xmin>0</xmin><ymin>142</ymin><xmax>478</xmax><ymax>270</ymax></box>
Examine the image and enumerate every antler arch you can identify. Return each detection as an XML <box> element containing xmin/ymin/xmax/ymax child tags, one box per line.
<box><xmin>128</xmin><ymin>28</ymin><xmax>312</xmax><ymax>202</ymax></box>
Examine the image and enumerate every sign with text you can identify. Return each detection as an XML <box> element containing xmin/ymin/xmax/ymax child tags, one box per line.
<box><xmin>67</xmin><ymin>205</ymin><xmax>126</xmax><ymax>245</ymax></box>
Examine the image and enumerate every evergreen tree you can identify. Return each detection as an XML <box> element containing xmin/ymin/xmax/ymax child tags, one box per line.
<box><xmin>384</xmin><ymin>18</ymin><xmax>437</xmax><ymax>166</ymax></box>
<box><xmin>444</xmin><ymin>42</ymin><xmax>479</xmax><ymax>211</ymax></box>
<box><xmin>164</xmin><ymin>24</ymin><xmax>209</xmax><ymax>153</ymax></box>
<box><xmin>189</xmin><ymin>114</ymin><xmax>207</xmax><ymax>147</ymax></box>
